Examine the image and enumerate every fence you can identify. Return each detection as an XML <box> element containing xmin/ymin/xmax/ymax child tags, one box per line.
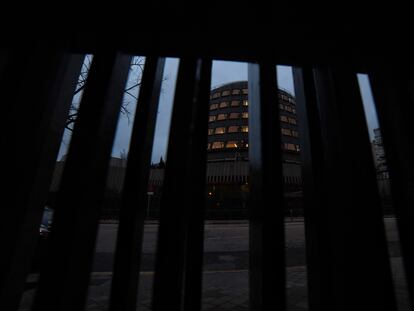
<box><xmin>1</xmin><ymin>16</ymin><xmax>413</xmax><ymax>311</ymax></box>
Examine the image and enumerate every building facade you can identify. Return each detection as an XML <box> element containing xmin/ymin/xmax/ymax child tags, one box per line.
<box><xmin>50</xmin><ymin>82</ymin><xmax>302</xmax><ymax>219</ymax></box>
<box><xmin>372</xmin><ymin>128</ymin><xmax>391</xmax><ymax>200</ymax></box>
<box><xmin>204</xmin><ymin>81</ymin><xmax>301</xmax><ymax>218</ymax></box>
<box><xmin>207</xmin><ymin>81</ymin><xmax>300</xmax><ymax>163</ymax></box>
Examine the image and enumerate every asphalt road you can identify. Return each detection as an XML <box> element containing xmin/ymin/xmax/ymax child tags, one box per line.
<box><xmin>91</xmin><ymin>217</ymin><xmax>401</xmax><ymax>272</ymax></box>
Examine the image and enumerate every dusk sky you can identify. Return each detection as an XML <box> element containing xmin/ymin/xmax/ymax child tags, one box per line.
<box><xmin>57</xmin><ymin>59</ymin><xmax>379</xmax><ymax>163</ymax></box>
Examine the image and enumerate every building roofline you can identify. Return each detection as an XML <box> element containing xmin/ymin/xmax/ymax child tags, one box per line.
<box><xmin>211</xmin><ymin>80</ymin><xmax>247</xmax><ymax>91</ymax></box>
<box><xmin>210</xmin><ymin>80</ymin><xmax>294</xmax><ymax>97</ymax></box>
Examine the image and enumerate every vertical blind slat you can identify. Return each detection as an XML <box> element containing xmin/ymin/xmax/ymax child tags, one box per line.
<box><xmin>152</xmin><ymin>58</ymin><xmax>211</xmax><ymax>311</ymax></box>
<box><xmin>109</xmin><ymin>57</ymin><xmax>165</xmax><ymax>311</ymax></box>
<box><xmin>312</xmin><ymin>66</ymin><xmax>396</xmax><ymax>310</ymax></box>
<box><xmin>0</xmin><ymin>49</ymin><xmax>84</xmax><ymax>311</ymax></box>
<box><xmin>369</xmin><ymin>65</ymin><xmax>414</xmax><ymax>308</ymax></box>
<box><xmin>248</xmin><ymin>62</ymin><xmax>285</xmax><ymax>311</ymax></box>
<box><xmin>33</xmin><ymin>51</ymin><xmax>132</xmax><ymax>311</ymax></box>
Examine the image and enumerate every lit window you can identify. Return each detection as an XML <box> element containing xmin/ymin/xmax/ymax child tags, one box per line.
<box><xmin>208</xmin><ymin>128</ymin><xmax>214</xmax><ymax>135</ymax></box>
<box><xmin>240</xmin><ymin>126</ymin><xmax>248</xmax><ymax>132</ymax></box>
<box><xmin>219</xmin><ymin>101</ymin><xmax>229</xmax><ymax>108</ymax></box>
<box><xmin>282</xmin><ymin>143</ymin><xmax>300</xmax><ymax>152</ymax></box>
<box><xmin>285</xmin><ymin>105</ymin><xmax>292</xmax><ymax>112</ymax></box>
<box><xmin>242</xmin><ymin>100</ymin><xmax>249</xmax><ymax>106</ymax></box>
<box><xmin>208</xmin><ymin>115</ymin><xmax>216</xmax><ymax>122</ymax></box>
<box><xmin>207</xmin><ymin>143</ymin><xmax>211</xmax><ymax>149</ymax></box>
<box><xmin>212</xmin><ymin>141</ymin><xmax>225</xmax><ymax>149</ymax></box>
<box><xmin>214</xmin><ymin>127</ymin><xmax>226</xmax><ymax>134</ymax></box>
<box><xmin>226</xmin><ymin>141</ymin><xmax>238</xmax><ymax>148</ymax></box>
<box><xmin>210</xmin><ymin>103</ymin><xmax>219</xmax><ymax>110</ymax></box>
<box><xmin>241</xmin><ymin>112</ymin><xmax>248</xmax><ymax>119</ymax></box>
<box><xmin>284</xmin><ymin>143</ymin><xmax>296</xmax><ymax>151</ymax></box>
<box><xmin>212</xmin><ymin>92</ymin><xmax>220</xmax><ymax>98</ymax></box>
<box><xmin>229</xmin><ymin>112</ymin><xmax>239</xmax><ymax>119</ymax></box>
<box><xmin>280</xmin><ymin>115</ymin><xmax>288</xmax><ymax>122</ymax></box>
<box><xmin>231</xmin><ymin>100</ymin><xmax>240</xmax><ymax>107</ymax></box>
<box><xmin>288</xmin><ymin>117</ymin><xmax>297</xmax><ymax>125</ymax></box>
<box><xmin>222</xmin><ymin>90</ymin><xmax>231</xmax><ymax>96</ymax></box>
<box><xmin>281</xmin><ymin>128</ymin><xmax>292</xmax><ymax>136</ymax></box>
<box><xmin>228</xmin><ymin>126</ymin><xmax>239</xmax><ymax>133</ymax></box>
<box><xmin>242</xmin><ymin>88</ymin><xmax>248</xmax><ymax>94</ymax></box>
<box><xmin>217</xmin><ymin>114</ymin><xmax>227</xmax><ymax>121</ymax></box>
<box><xmin>232</xmin><ymin>89</ymin><xmax>241</xmax><ymax>95</ymax></box>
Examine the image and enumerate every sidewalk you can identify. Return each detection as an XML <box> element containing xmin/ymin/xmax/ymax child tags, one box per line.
<box><xmin>99</xmin><ymin>217</ymin><xmax>306</xmax><ymax>225</ymax></box>
<box><xmin>83</xmin><ymin>266</ymin><xmax>307</xmax><ymax>311</ymax></box>
<box><xmin>19</xmin><ymin>257</ymin><xmax>411</xmax><ymax>311</ymax></box>
<box><xmin>19</xmin><ymin>267</ymin><xmax>307</xmax><ymax>311</ymax></box>
<box><xmin>85</xmin><ymin>257</ymin><xmax>410</xmax><ymax>311</ymax></box>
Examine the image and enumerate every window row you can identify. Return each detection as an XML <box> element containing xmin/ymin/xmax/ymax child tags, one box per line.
<box><xmin>278</xmin><ymin>103</ymin><xmax>296</xmax><ymax>114</ymax></box>
<box><xmin>211</xmin><ymin>89</ymin><xmax>294</xmax><ymax>102</ymax></box>
<box><xmin>207</xmin><ymin>126</ymin><xmax>297</xmax><ymax>137</ymax></box>
<box><xmin>209</xmin><ymin>112</ymin><xmax>249</xmax><ymax>122</ymax></box>
<box><xmin>208</xmin><ymin>126</ymin><xmax>249</xmax><ymax>135</ymax></box>
<box><xmin>211</xmin><ymin>88</ymin><xmax>248</xmax><ymax>99</ymax></box>
<box><xmin>207</xmin><ymin>141</ymin><xmax>300</xmax><ymax>152</ymax></box>
<box><xmin>210</xmin><ymin>100</ymin><xmax>294</xmax><ymax>113</ymax></box>
<box><xmin>208</xmin><ymin>140</ymin><xmax>249</xmax><ymax>150</ymax></box>
<box><xmin>280</xmin><ymin>115</ymin><xmax>297</xmax><ymax>125</ymax></box>
<box><xmin>208</xmin><ymin>112</ymin><xmax>296</xmax><ymax>124</ymax></box>
<box><xmin>210</xmin><ymin>100</ymin><xmax>248</xmax><ymax>110</ymax></box>
<box><xmin>281</xmin><ymin>128</ymin><xmax>299</xmax><ymax>137</ymax></box>
<box><xmin>278</xmin><ymin>93</ymin><xmax>295</xmax><ymax>104</ymax></box>
<box><xmin>282</xmin><ymin>143</ymin><xmax>301</xmax><ymax>152</ymax></box>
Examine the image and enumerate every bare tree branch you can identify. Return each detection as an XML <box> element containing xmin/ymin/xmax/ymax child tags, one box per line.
<box><xmin>124</xmin><ymin>82</ymin><xmax>140</xmax><ymax>93</ymax></box>
<box><xmin>64</xmin><ymin>56</ymin><xmax>153</xmax><ymax>131</ymax></box>
<box><xmin>73</xmin><ymin>83</ymin><xmax>86</xmax><ymax>96</ymax></box>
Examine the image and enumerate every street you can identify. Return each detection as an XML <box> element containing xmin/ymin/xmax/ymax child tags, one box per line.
<box><xmin>92</xmin><ymin>217</ymin><xmax>401</xmax><ymax>272</ymax></box>
<box><xmin>20</xmin><ymin>218</ymin><xmax>408</xmax><ymax>311</ymax></box>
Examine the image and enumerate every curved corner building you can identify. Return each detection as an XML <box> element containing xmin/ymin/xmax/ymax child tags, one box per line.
<box><xmin>205</xmin><ymin>81</ymin><xmax>301</xmax><ymax>217</ymax></box>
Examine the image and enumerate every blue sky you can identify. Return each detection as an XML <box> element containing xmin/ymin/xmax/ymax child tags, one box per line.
<box><xmin>357</xmin><ymin>74</ymin><xmax>379</xmax><ymax>138</ymax></box>
<box><xmin>57</xmin><ymin>60</ymin><xmax>379</xmax><ymax>163</ymax></box>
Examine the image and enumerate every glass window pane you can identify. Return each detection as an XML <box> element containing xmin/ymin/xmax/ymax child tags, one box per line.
<box><xmin>225</xmin><ymin>141</ymin><xmax>238</xmax><ymax>148</ymax></box>
<box><xmin>212</xmin><ymin>141</ymin><xmax>225</xmax><ymax>149</ymax></box>
<box><xmin>215</xmin><ymin>127</ymin><xmax>226</xmax><ymax>134</ymax></box>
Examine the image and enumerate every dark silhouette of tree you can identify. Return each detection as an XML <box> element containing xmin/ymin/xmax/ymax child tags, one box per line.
<box><xmin>65</xmin><ymin>55</ymin><xmax>145</xmax><ymax>131</ymax></box>
<box><xmin>120</xmin><ymin>149</ymin><xmax>128</xmax><ymax>161</ymax></box>
<box><xmin>158</xmin><ymin>156</ymin><xmax>166</xmax><ymax>168</ymax></box>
